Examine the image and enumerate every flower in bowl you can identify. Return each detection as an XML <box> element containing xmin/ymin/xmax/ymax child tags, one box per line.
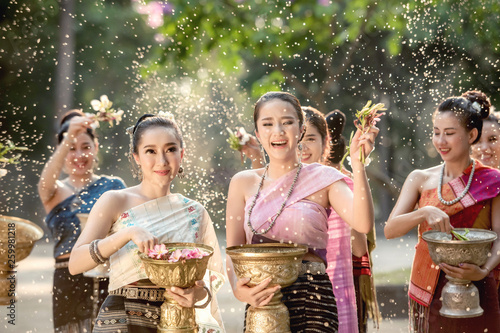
<box><xmin>146</xmin><ymin>244</ymin><xmax>210</xmax><ymax>263</ymax></box>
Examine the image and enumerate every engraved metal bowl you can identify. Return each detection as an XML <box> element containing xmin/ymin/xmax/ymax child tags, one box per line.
<box><xmin>422</xmin><ymin>228</ymin><xmax>497</xmax><ymax>318</ymax></box>
<box><xmin>226</xmin><ymin>243</ymin><xmax>308</xmax><ymax>288</ymax></box>
<box><xmin>139</xmin><ymin>243</ymin><xmax>214</xmax><ymax>333</ymax></box>
<box><xmin>422</xmin><ymin>228</ymin><xmax>497</xmax><ymax>267</ymax></box>
<box><xmin>139</xmin><ymin>242</ymin><xmax>214</xmax><ymax>289</ymax></box>
<box><xmin>0</xmin><ymin>215</ymin><xmax>44</xmax><ymax>305</ymax></box>
<box><xmin>0</xmin><ymin>215</ymin><xmax>44</xmax><ymax>264</ymax></box>
<box><xmin>226</xmin><ymin>243</ymin><xmax>308</xmax><ymax>333</ymax></box>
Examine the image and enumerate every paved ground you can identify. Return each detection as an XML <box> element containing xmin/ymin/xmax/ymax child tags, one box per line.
<box><xmin>1</xmin><ymin>234</ymin><xmax>417</xmax><ymax>332</ymax></box>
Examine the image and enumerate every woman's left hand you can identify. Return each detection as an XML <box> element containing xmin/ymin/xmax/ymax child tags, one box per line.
<box><xmin>164</xmin><ymin>280</ymin><xmax>207</xmax><ymax>308</ymax></box>
<box><xmin>350</xmin><ymin>126</ymin><xmax>380</xmax><ymax>165</ymax></box>
<box><xmin>439</xmin><ymin>263</ymin><xmax>488</xmax><ymax>281</ymax></box>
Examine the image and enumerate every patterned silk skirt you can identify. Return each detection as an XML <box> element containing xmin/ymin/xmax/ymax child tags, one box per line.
<box><xmin>245</xmin><ymin>272</ymin><xmax>338</xmax><ymax>333</ymax></box>
<box><xmin>93</xmin><ymin>295</ymin><xmax>162</xmax><ymax>333</ymax></box>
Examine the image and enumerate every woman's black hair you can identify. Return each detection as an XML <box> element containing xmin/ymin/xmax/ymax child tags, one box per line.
<box><xmin>254</xmin><ymin>92</ymin><xmax>304</xmax><ymax>130</ymax></box>
<box><xmin>302</xmin><ymin>106</ymin><xmax>329</xmax><ymax>157</ymax></box>
<box><xmin>129</xmin><ymin>113</ymin><xmax>184</xmax><ymax>156</ymax></box>
<box><xmin>128</xmin><ymin>113</ymin><xmax>184</xmax><ymax>179</ymax></box>
<box><xmin>57</xmin><ymin>109</ymin><xmax>95</xmax><ymax>144</ymax></box>
<box><xmin>483</xmin><ymin>109</ymin><xmax>500</xmax><ymax>127</ymax></box>
<box><xmin>434</xmin><ymin>90</ymin><xmax>491</xmax><ymax>144</ymax></box>
<box><xmin>325</xmin><ymin>110</ymin><xmax>347</xmax><ymax>164</ymax></box>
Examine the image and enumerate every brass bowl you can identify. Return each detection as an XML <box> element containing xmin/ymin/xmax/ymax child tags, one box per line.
<box><xmin>227</xmin><ymin>243</ymin><xmax>308</xmax><ymax>333</ymax></box>
<box><xmin>139</xmin><ymin>243</ymin><xmax>214</xmax><ymax>333</ymax></box>
<box><xmin>139</xmin><ymin>242</ymin><xmax>214</xmax><ymax>288</ymax></box>
<box><xmin>0</xmin><ymin>215</ymin><xmax>44</xmax><ymax>305</ymax></box>
<box><xmin>0</xmin><ymin>215</ymin><xmax>44</xmax><ymax>264</ymax></box>
<box><xmin>422</xmin><ymin>228</ymin><xmax>497</xmax><ymax>267</ymax></box>
<box><xmin>226</xmin><ymin>243</ymin><xmax>308</xmax><ymax>288</ymax></box>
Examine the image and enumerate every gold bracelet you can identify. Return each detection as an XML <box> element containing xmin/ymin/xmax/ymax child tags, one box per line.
<box><xmin>194</xmin><ymin>286</ymin><xmax>212</xmax><ymax>309</ymax></box>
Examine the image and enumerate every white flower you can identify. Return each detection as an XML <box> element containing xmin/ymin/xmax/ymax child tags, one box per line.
<box><xmin>90</xmin><ymin>99</ymin><xmax>101</xmax><ymax>111</ymax></box>
<box><xmin>84</xmin><ymin>112</ymin><xmax>99</xmax><ymax>129</ymax></box>
<box><xmin>0</xmin><ymin>169</ymin><xmax>7</xmax><ymax>178</ymax></box>
<box><xmin>471</xmin><ymin>101</ymin><xmax>481</xmax><ymax>113</ymax></box>
<box><xmin>114</xmin><ymin>109</ymin><xmax>124</xmax><ymax>125</ymax></box>
<box><xmin>157</xmin><ymin>111</ymin><xmax>175</xmax><ymax>122</ymax></box>
<box><xmin>236</xmin><ymin>127</ymin><xmax>250</xmax><ymax>145</ymax></box>
<box><xmin>90</xmin><ymin>95</ymin><xmax>113</xmax><ymax>112</ymax></box>
<box><xmin>100</xmin><ymin>95</ymin><xmax>112</xmax><ymax>109</ymax></box>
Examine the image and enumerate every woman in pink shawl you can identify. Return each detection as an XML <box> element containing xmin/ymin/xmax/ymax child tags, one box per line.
<box><xmin>226</xmin><ymin>92</ymin><xmax>378</xmax><ymax>332</ymax></box>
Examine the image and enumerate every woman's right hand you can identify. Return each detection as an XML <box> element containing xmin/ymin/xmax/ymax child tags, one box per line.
<box><xmin>128</xmin><ymin>226</ymin><xmax>158</xmax><ymax>253</ymax></box>
<box><xmin>234</xmin><ymin>277</ymin><xmax>280</xmax><ymax>307</ymax></box>
<box><xmin>64</xmin><ymin>116</ymin><xmax>94</xmax><ymax>143</ymax></box>
<box><xmin>240</xmin><ymin>135</ymin><xmax>262</xmax><ymax>163</ymax></box>
<box><xmin>423</xmin><ymin>206</ymin><xmax>452</xmax><ymax>233</ymax></box>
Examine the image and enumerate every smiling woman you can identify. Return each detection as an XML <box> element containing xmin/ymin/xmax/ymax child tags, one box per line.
<box><xmin>384</xmin><ymin>91</ymin><xmax>500</xmax><ymax>332</ymax></box>
<box><xmin>471</xmin><ymin>110</ymin><xmax>500</xmax><ymax>169</ymax></box>
<box><xmin>226</xmin><ymin>91</ymin><xmax>379</xmax><ymax>332</ymax></box>
<box><xmin>37</xmin><ymin>109</ymin><xmax>126</xmax><ymax>332</ymax></box>
<box><xmin>68</xmin><ymin>112</ymin><xmax>225</xmax><ymax>333</ymax></box>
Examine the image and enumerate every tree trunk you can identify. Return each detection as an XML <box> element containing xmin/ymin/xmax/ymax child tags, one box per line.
<box><xmin>54</xmin><ymin>0</ymin><xmax>76</xmax><ymax>123</ymax></box>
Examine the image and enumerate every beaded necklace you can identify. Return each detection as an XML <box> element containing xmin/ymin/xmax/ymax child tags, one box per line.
<box><xmin>247</xmin><ymin>163</ymin><xmax>303</xmax><ymax>235</ymax></box>
<box><xmin>437</xmin><ymin>159</ymin><xmax>476</xmax><ymax>206</ymax></box>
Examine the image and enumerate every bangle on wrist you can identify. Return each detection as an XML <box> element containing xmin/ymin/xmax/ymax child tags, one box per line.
<box><xmin>89</xmin><ymin>239</ymin><xmax>106</xmax><ymax>265</ymax></box>
<box><xmin>194</xmin><ymin>286</ymin><xmax>212</xmax><ymax>309</ymax></box>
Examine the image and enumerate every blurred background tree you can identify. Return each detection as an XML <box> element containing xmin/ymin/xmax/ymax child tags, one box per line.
<box><xmin>1</xmin><ymin>0</ymin><xmax>499</xmax><ymax>233</ymax></box>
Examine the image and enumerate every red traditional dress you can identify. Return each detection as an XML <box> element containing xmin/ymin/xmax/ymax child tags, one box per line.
<box><xmin>409</xmin><ymin>161</ymin><xmax>500</xmax><ymax>333</ymax></box>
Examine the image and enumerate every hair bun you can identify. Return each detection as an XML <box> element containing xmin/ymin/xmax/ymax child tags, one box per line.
<box><xmin>461</xmin><ymin>90</ymin><xmax>491</xmax><ymax>120</ymax></box>
<box><xmin>325</xmin><ymin>110</ymin><xmax>346</xmax><ymax>140</ymax></box>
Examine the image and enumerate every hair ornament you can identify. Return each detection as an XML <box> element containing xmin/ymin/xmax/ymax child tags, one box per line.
<box><xmin>126</xmin><ymin>126</ymin><xmax>134</xmax><ymax>135</ymax></box>
<box><xmin>471</xmin><ymin>101</ymin><xmax>481</xmax><ymax>113</ymax></box>
<box><xmin>157</xmin><ymin>111</ymin><xmax>175</xmax><ymax>122</ymax></box>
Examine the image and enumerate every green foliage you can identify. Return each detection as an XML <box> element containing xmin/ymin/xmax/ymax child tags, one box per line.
<box><xmin>2</xmin><ymin>0</ymin><xmax>500</xmax><ymax>223</ymax></box>
<box><xmin>251</xmin><ymin>70</ymin><xmax>284</xmax><ymax>99</ymax></box>
<box><xmin>0</xmin><ymin>140</ymin><xmax>28</xmax><ymax>165</ymax></box>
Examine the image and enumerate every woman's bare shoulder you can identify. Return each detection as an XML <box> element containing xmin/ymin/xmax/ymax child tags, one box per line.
<box><xmin>94</xmin><ymin>186</ymin><xmax>142</xmax><ymax>213</ymax></box>
<box><xmin>230</xmin><ymin>168</ymin><xmax>263</xmax><ymax>184</ymax></box>
<box><xmin>404</xmin><ymin>165</ymin><xmax>440</xmax><ymax>191</ymax></box>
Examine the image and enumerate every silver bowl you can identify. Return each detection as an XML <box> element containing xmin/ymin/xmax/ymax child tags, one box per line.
<box><xmin>422</xmin><ymin>228</ymin><xmax>497</xmax><ymax>318</ymax></box>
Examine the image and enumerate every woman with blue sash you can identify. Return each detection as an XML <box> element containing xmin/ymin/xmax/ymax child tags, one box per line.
<box><xmin>38</xmin><ymin>110</ymin><xmax>126</xmax><ymax>332</ymax></box>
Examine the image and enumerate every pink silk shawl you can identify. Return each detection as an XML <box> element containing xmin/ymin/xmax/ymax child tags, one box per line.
<box><xmin>326</xmin><ymin>176</ymin><xmax>358</xmax><ymax>333</ymax></box>
<box><xmin>244</xmin><ymin>163</ymin><xmax>358</xmax><ymax>332</ymax></box>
